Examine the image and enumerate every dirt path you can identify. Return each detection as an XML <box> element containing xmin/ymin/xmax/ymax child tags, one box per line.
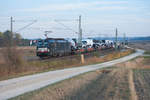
<box><xmin>129</xmin><ymin>70</ymin><xmax>138</xmax><ymax>100</ymax></box>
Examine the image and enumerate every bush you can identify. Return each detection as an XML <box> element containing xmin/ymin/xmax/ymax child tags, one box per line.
<box><xmin>1</xmin><ymin>46</ymin><xmax>25</xmax><ymax>74</ymax></box>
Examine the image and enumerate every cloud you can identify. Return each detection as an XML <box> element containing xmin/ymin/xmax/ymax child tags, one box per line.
<box><xmin>17</xmin><ymin>1</ymin><xmax>128</xmax><ymax>12</ymax></box>
<box><xmin>93</xmin><ymin>6</ymin><xmax>129</xmax><ymax>11</ymax></box>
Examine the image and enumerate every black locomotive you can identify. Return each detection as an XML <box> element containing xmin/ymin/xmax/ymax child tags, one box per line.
<box><xmin>36</xmin><ymin>38</ymin><xmax>72</xmax><ymax>58</ymax></box>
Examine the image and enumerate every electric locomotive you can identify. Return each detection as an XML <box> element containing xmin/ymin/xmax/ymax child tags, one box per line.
<box><xmin>36</xmin><ymin>38</ymin><xmax>72</xmax><ymax>58</ymax></box>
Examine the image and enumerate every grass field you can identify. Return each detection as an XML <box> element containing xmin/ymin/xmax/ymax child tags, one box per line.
<box><xmin>10</xmin><ymin>68</ymin><xmax>131</xmax><ymax>100</ymax></box>
<box><xmin>144</xmin><ymin>51</ymin><xmax>150</xmax><ymax>55</ymax></box>
<box><xmin>67</xmin><ymin>69</ymin><xmax>130</xmax><ymax>100</ymax></box>
<box><xmin>9</xmin><ymin>51</ymin><xmax>150</xmax><ymax>100</ymax></box>
<box><xmin>133</xmin><ymin>69</ymin><xmax>150</xmax><ymax>100</ymax></box>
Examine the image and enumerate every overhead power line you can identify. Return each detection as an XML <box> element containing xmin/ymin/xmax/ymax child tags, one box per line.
<box><xmin>54</xmin><ymin>20</ymin><xmax>78</xmax><ymax>34</ymax></box>
<box><xmin>54</xmin><ymin>19</ymin><xmax>78</xmax><ymax>22</ymax></box>
<box><xmin>15</xmin><ymin>20</ymin><xmax>37</xmax><ymax>33</ymax></box>
<box><xmin>14</xmin><ymin>20</ymin><xmax>37</xmax><ymax>22</ymax></box>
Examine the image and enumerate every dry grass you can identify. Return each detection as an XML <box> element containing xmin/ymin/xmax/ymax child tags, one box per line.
<box><xmin>10</xmin><ymin>67</ymin><xmax>131</xmax><ymax>100</ymax></box>
<box><xmin>114</xmin><ymin>55</ymin><xmax>150</xmax><ymax>100</ymax></box>
<box><xmin>86</xmin><ymin>49</ymin><xmax>134</xmax><ymax>64</ymax></box>
<box><xmin>133</xmin><ymin>69</ymin><xmax>150</xmax><ymax>100</ymax></box>
<box><xmin>10</xmin><ymin>70</ymin><xmax>100</xmax><ymax>100</ymax></box>
<box><xmin>0</xmin><ymin>47</ymin><xmax>27</xmax><ymax>76</ymax></box>
<box><xmin>129</xmin><ymin>41</ymin><xmax>150</xmax><ymax>51</ymax></box>
<box><xmin>28</xmin><ymin>49</ymin><xmax>134</xmax><ymax>73</ymax></box>
<box><xmin>9</xmin><ymin>50</ymin><xmax>150</xmax><ymax>100</ymax></box>
<box><xmin>20</xmin><ymin>46</ymin><xmax>36</xmax><ymax>56</ymax></box>
<box><xmin>0</xmin><ymin>48</ymin><xmax>134</xmax><ymax>81</ymax></box>
<box><xmin>116</xmin><ymin>56</ymin><xmax>150</xmax><ymax>70</ymax></box>
<box><xmin>0</xmin><ymin>46</ymin><xmax>37</xmax><ymax>80</ymax></box>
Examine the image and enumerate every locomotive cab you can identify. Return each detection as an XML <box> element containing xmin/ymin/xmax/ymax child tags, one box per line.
<box><xmin>36</xmin><ymin>39</ymin><xmax>50</xmax><ymax>57</ymax></box>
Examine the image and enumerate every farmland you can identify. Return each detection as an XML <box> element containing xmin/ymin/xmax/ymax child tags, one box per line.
<box><xmin>133</xmin><ymin>55</ymin><xmax>150</xmax><ymax>100</ymax></box>
<box><xmin>10</xmin><ymin>47</ymin><xmax>150</xmax><ymax>100</ymax></box>
<box><xmin>10</xmin><ymin>68</ymin><xmax>131</xmax><ymax>100</ymax></box>
<box><xmin>133</xmin><ymin>69</ymin><xmax>150</xmax><ymax>100</ymax></box>
<box><xmin>129</xmin><ymin>41</ymin><xmax>150</xmax><ymax>51</ymax></box>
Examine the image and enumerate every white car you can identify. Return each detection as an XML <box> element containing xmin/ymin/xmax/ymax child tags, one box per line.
<box><xmin>82</xmin><ymin>39</ymin><xmax>94</xmax><ymax>48</ymax></box>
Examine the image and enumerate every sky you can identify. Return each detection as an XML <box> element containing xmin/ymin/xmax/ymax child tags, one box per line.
<box><xmin>0</xmin><ymin>0</ymin><xmax>150</xmax><ymax>39</ymax></box>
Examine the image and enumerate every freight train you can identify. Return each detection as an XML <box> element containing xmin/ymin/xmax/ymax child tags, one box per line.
<box><xmin>36</xmin><ymin>38</ymin><xmax>115</xmax><ymax>58</ymax></box>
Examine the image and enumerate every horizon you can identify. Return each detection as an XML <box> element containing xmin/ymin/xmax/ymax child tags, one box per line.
<box><xmin>26</xmin><ymin>36</ymin><xmax>150</xmax><ymax>40</ymax></box>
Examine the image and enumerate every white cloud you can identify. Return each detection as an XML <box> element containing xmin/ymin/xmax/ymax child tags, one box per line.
<box><xmin>8</xmin><ymin>1</ymin><xmax>150</xmax><ymax>38</ymax></box>
<box><xmin>17</xmin><ymin>1</ymin><xmax>128</xmax><ymax>12</ymax></box>
<box><xmin>93</xmin><ymin>6</ymin><xmax>129</xmax><ymax>11</ymax></box>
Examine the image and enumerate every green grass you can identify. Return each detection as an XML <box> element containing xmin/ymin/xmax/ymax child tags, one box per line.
<box><xmin>144</xmin><ymin>55</ymin><xmax>150</xmax><ymax>58</ymax></box>
<box><xmin>144</xmin><ymin>51</ymin><xmax>150</xmax><ymax>55</ymax></box>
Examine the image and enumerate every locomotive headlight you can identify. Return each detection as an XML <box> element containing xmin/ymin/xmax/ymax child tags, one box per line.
<box><xmin>38</xmin><ymin>48</ymin><xmax>49</xmax><ymax>52</ymax></box>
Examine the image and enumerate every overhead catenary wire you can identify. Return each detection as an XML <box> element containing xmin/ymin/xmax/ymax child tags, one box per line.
<box><xmin>15</xmin><ymin>20</ymin><xmax>37</xmax><ymax>33</ymax></box>
<box><xmin>54</xmin><ymin>20</ymin><xmax>78</xmax><ymax>34</ymax></box>
<box><xmin>14</xmin><ymin>20</ymin><xmax>38</xmax><ymax>22</ymax></box>
<box><xmin>0</xmin><ymin>17</ymin><xmax>149</xmax><ymax>38</ymax></box>
<box><xmin>54</xmin><ymin>19</ymin><xmax>78</xmax><ymax>22</ymax></box>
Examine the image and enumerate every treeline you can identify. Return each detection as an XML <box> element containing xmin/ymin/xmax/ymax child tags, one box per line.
<box><xmin>0</xmin><ymin>30</ymin><xmax>30</xmax><ymax>47</ymax></box>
